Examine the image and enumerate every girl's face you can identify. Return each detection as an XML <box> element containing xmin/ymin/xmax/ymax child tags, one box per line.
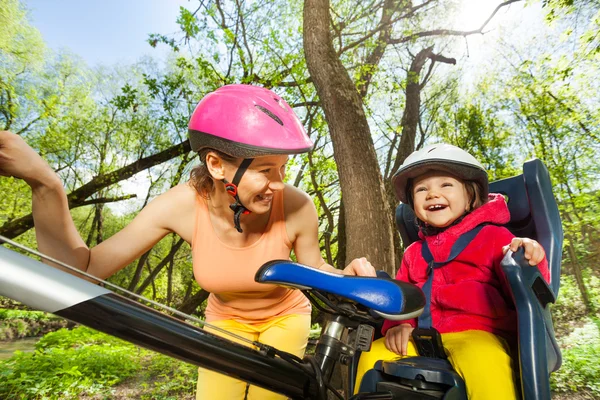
<box><xmin>224</xmin><ymin>154</ymin><xmax>288</xmax><ymax>214</ymax></box>
<box><xmin>412</xmin><ymin>171</ymin><xmax>470</xmax><ymax>228</ymax></box>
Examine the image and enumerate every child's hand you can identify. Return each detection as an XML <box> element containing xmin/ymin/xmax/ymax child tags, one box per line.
<box><xmin>384</xmin><ymin>323</ymin><xmax>414</xmax><ymax>356</ymax></box>
<box><xmin>502</xmin><ymin>237</ymin><xmax>546</xmax><ymax>266</ymax></box>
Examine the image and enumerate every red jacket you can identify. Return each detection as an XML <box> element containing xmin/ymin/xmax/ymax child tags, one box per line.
<box><xmin>382</xmin><ymin>193</ymin><xmax>550</xmax><ymax>341</ymax></box>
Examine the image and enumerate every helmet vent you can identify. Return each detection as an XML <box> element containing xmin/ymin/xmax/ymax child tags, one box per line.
<box><xmin>273</xmin><ymin>97</ymin><xmax>289</xmax><ymax>112</ymax></box>
<box><xmin>255</xmin><ymin>105</ymin><xmax>284</xmax><ymax>126</ymax></box>
<box><xmin>427</xmin><ymin>147</ymin><xmax>437</xmax><ymax>153</ymax></box>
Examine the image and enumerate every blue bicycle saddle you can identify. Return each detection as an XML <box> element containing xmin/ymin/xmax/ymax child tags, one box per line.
<box><xmin>255</xmin><ymin>260</ymin><xmax>425</xmax><ymax>320</ymax></box>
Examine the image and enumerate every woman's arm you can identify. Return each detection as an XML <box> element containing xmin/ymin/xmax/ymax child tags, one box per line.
<box><xmin>0</xmin><ymin>131</ymin><xmax>194</xmax><ymax>279</ymax></box>
<box><xmin>0</xmin><ymin>131</ymin><xmax>90</xmax><ymax>271</ymax></box>
<box><xmin>85</xmin><ymin>184</ymin><xmax>195</xmax><ymax>279</ymax></box>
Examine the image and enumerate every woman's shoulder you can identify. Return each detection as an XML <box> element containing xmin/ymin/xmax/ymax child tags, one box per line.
<box><xmin>154</xmin><ymin>182</ymin><xmax>198</xmax><ymax>206</ymax></box>
<box><xmin>142</xmin><ymin>183</ymin><xmax>198</xmax><ymax>238</ymax></box>
<box><xmin>282</xmin><ymin>184</ymin><xmax>313</xmax><ymax>214</ymax></box>
<box><xmin>281</xmin><ymin>184</ymin><xmax>316</xmax><ymax>242</ymax></box>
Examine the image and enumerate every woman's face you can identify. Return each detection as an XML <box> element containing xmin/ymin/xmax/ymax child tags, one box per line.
<box><xmin>412</xmin><ymin>171</ymin><xmax>470</xmax><ymax>228</ymax></box>
<box><xmin>223</xmin><ymin>154</ymin><xmax>288</xmax><ymax>213</ymax></box>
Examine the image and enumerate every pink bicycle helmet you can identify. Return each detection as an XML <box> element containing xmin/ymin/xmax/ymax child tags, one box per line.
<box><xmin>188</xmin><ymin>84</ymin><xmax>313</xmax><ymax>157</ymax></box>
<box><xmin>188</xmin><ymin>84</ymin><xmax>314</xmax><ymax>233</ymax></box>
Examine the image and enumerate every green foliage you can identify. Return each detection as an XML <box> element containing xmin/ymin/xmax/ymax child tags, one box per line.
<box><xmin>309</xmin><ymin>323</ymin><xmax>322</xmax><ymax>339</ymax></box>
<box><xmin>0</xmin><ymin>309</ymin><xmax>67</xmax><ymax>340</ymax></box>
<box><xmin>553</xmin><ymin>276</ymin><xmax>594</xmax><ymax>335</ymax></box>
<box><xmin>437</xmin><ymin>102</ymin><xmax>520</xmax><ymax>181</ymax></box>
<box><xmin>177</xmin><ymin>7</ymin><xmax>201</xmax><ymax>41</ymax></box>
<box><xmin>147</xmin><ymin>33</ymin><xmax>179</xmax><ymax>51</ymax></box>
<box><xmin>0</xmin><ymin>0</ymin><xmax>45</xmax><ymax>131</ymax></box>
<box><xmin>0</xmin><ymin>309</ymin><xmax>56</xmax><ymax>321</ymax></box>
<box><xmin>551</xmin><ymin>318</ymin><xmax>600</xmax><ymax>396</ymax></box>
<box><xmin>34</xmin><ymin>326</ymin><xmax>127</xmax><ymax>350</ymax></box>
<box><xmin>0</xmin><ymin>326</ymin><xmax>141</xmax><ymax>399</ymax></box>
<box><xmin>0</xmin><ymin>325</ymin><xmax>200</xmax><ymax>399</ymax></box>
<box><xmin>0</xmin><ymin>0</ymin><xmax>44</xmax><ymax>68</ymax></box>
<box><xmin>138</xmin><ymin>353</ymin><xmax>197</xmax><ymax>400</ymax></box>
<box><xmin>111</xmin><ymin>83</ymin><xmax>139</xmax><ymax>111</ymax></box>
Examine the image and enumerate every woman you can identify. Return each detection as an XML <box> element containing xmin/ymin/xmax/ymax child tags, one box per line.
<box><xmin>0</xmin><ymin>84</ymin><xmax>376</xmax><ymax>399</ymax></box>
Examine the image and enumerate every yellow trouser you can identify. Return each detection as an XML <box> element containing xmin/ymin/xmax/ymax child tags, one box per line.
<box><xmin>196</xmin><ymin>313</ymin><xmax>311</xmax><ymax>400</ymax></box>
<box><xmin>355</xmin><ymin>330</ymin><xmax>518</xmax><ymax>400</ymax></box>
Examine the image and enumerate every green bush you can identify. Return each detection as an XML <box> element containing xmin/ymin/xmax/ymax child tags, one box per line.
<box><xmin>35</xmin><ymin>325</ymin><xmax>128</xmax><ymax>350</ymax></box>
<box><xmin>0</xmin><ymin>308</ymin><xmax>68</xmax><ymax>340</ymax></box>
<box><xmin>0</xmin><ymin>309</ymin><xmax>57</xmax><ymax>321</ymax></box>
<box><xmin>553</xmin><ymin>276</ymin><xmax>591</xmax><ymax>335</ymax></box>
<box><xmin>139</xmin><ymin>354</ymin><xmax>198</xmax><ymax>400</ymax></box>
<box><xmin>0</xmin><ymin>325</ymin><xmax>201</xmax><ymax>399</ymax></box>
<box><xmin>551</xmin><ymin>318</ymin><xmax>600</xmax><ymax>396</ymax></box>
<box><xmin>0</xmin><ymin>326</ymin><xmax>142</xmax><ymax>400</ymax></box>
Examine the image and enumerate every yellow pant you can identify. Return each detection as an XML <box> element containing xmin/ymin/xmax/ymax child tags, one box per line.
<box><xmin>196</xmin><ymin>313</ymin><xmax>311</xmax><ymax>400</ymax></box>
<box><xmin>356</xmin><ymin>330</ymin><xmax>518</xmax><ymax>400</ymax></box>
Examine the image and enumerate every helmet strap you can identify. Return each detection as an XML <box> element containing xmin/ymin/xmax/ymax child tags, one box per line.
<box><xmin>223</xmin><ymin>158</ymin><xmax>253</xmax><ymax>233</ymax></box>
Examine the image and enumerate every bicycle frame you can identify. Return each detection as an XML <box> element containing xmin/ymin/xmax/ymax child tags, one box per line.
<box><xmin>0</xmin><ymin>245</ymin><xmax>383</xmax><ymax>400</ymax></box>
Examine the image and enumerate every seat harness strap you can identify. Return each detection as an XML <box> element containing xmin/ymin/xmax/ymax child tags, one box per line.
<box><xmin>412</xmin><ymin>224</ymin><xmax>486</xmax><ymax>359</ymax></box>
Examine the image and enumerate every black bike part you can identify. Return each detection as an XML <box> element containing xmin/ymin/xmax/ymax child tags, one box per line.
<box><xmin>55</xmin><ymin>292</ymin><xmax>319</xmax><ymax>399</ymax></box>
<box><xmin>411</xmin><ymin>328</ymin><xmax>447</xmax><ymax>360</ymax></box>
<box><xmin>354</xmin><ymin>324</ymin><xmax>375</xmax><ymax>352</ymax></box>
<box><xmin>303</xmin><ymin>289</ymin><xmax>381</xmax><ymax>325</ymax></box>
<box><xmin>349</xmin><ymin>392</ymin><xmax>394</xmax><ymax>399</ymax></box>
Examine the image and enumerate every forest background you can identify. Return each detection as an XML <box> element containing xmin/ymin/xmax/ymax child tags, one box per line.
<box><xmin>0</xmin><ymin>0</ymin><xmax>599</xmax><ymax>398</ymax></box>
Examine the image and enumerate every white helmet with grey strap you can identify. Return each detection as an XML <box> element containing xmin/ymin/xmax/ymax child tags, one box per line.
<box><xmin>392</xmin><ymin>143</ymin><xmax>489</xmax><ymax>206</ymax></box>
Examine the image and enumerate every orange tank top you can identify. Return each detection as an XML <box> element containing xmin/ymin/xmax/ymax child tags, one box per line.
<box><xmin>192</xmin><ymin>191</ymin><xmax>311</xmax><ymax>323</ymax></box>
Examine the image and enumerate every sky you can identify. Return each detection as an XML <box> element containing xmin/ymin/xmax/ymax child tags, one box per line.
<box><xmin>22</xmin><ymin>0</ymin><xmax>547</xmax><ymax>69</ymax></box>
<box><xmin>23</xmin><ymin>0</ymin><xmax>193</xmax><ymax>67</ymax></box>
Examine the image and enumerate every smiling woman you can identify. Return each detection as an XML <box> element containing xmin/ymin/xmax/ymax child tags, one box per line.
<box><xmin>0</xmin><ymin>82</ymin><xmax>378</xmax><ymax>400</ymax></box>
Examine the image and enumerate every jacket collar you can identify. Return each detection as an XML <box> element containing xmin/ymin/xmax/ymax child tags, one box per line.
<box><xmin>419</xmin><ymin>193</ymin><xmax>510</xmax><ymax>257</ymax></box>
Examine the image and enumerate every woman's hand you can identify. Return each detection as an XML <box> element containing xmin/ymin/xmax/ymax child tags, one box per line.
<box><xmin>0</xmin><ymin>130</ymin><xmax>57</xmax><ymax>188</ymax></box>
<box><xmin>385</xmin><ymin>323</ymin><xmax>414</xmax><ymax>356</ymax></box>
<box><xmin>502</xmin><ymin>237</ymin><xmax>546</xmax><ymax>266</ymax></box>
<box><xmin>341</xmin><ymin>257</ymin><xmax>377</xmax><ymax>277</ymax></box>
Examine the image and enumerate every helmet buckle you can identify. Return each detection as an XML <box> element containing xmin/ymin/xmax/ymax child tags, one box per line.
<box><xmin>224</xmin><ymin>183</ymin><xmax>238</xmax><ymax>197</ymax></box>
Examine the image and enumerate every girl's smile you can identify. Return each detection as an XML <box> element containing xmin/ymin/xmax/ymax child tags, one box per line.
<box><xmin>412</xmin><ymin>171</ymin><xmax>470</xmax><ymax>228</ymax></box>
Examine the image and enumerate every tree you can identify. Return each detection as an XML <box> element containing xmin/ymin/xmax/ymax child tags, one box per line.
<box><xmin>0</xmin><ymin>0</ymin><xmax>45</xmax><ymax>132</ymax></box>
<box><xmin>303</xmin><ymin>0</ymin><xmax>522</xmax><ymax>272</ymax></box>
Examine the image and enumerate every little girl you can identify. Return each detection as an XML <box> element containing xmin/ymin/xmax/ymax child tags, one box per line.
<box><xmin>356</xmin><ymin>143</ymin><xmax>550</xmax><ymax>399</ymax></box>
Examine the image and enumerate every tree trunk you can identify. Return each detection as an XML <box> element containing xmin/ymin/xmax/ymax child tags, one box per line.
<box><xmin>304</xmin><ymin>0</ymin><xmax>395</xmax><ymax>274</ymax></box>
<box><xmin>177</xmin><ymin>289</ymin><xmax>210</xmax><ymax>318</ymax></box>
<box><xmin>127</xmin><ymin>250</ymin><xmax>151</xmax><ymax>291</ymax></box>
<box><xmin>135</xmin><ymin>237</ymin><xmax>185</xmax><ymax>294</ymax></box>
<box><xmin>567</xmin><ymin>235</ymin><xmax>594</xmax><ymax>314</ymax></box>
<box><xmin>336</xmin><ymin>199</ymin><xmax>346</xmax><ymax>269</ymax></box>
<box><xmin>95</xmin><ymin>203</ymin><xmax>105</xmax><ymax>244</ymax></box>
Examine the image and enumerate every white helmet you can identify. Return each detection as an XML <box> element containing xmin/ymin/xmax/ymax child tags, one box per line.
<box><xmin>392</xmin><ymin>143</ymin><xmax>489</xmax><ymax>205</ymax></box>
